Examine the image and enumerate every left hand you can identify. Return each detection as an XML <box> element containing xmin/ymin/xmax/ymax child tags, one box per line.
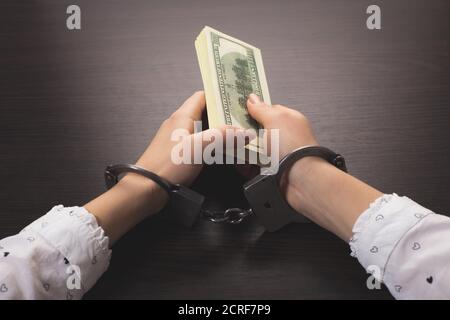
<box><xmin>86</xmin><ymin>91</ymin><xmax>254</xmax><ymax>244</ymax></box>
<box><xmin>135</xmin><ymin>91</ymin><xmax>253</xmax><ymax>186</ymax></box>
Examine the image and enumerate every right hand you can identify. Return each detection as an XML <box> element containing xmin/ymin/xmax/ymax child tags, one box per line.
<box><xmin>246</xmin><ymin>93</ymin><xmax>382</xmax><ymax>241</ymax></box>
<box><xmin>246</xmin><ymin>93</ymin><xmax>318</xmax><ymax>159</ymax></box>
<box><xmin>246</xmin><ymin>93</ymin><xmax>324</xmax><ymax>218</ymax></box>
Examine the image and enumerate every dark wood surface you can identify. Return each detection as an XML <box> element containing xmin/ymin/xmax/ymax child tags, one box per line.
<box><xmin>1</xmin><ymin>0</ymin><xmax>449</xmax><ymax>299</ymax></box>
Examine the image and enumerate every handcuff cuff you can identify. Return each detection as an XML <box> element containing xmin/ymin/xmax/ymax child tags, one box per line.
<box><xmin>104</xmin><ymin>146</ymin><xmax>347</xmax><ymax>232</ymax></box>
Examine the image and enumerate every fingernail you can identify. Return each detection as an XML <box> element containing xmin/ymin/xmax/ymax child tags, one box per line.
<box><xmin>248</xmin><ymin>93</ymin><xmax>260</xmax><ymax>104</ymax></box>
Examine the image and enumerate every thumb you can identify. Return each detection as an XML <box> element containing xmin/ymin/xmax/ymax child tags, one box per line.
<box><xmin>246</xmin><ymin>93</ymin><xmax>271</xmax><ymax>125</ymax></box>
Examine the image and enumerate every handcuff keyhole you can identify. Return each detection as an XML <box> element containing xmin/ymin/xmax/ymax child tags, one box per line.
<box><xmin>264</xmin><ymin>202</ymin><xmax>271</xmax><ymax>209</ymax></box>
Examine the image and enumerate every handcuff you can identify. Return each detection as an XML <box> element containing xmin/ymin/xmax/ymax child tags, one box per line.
<box><xmin>104</xmin><ymin>146</ymin><xmax>347</xmax><ymax>232</ymax></box>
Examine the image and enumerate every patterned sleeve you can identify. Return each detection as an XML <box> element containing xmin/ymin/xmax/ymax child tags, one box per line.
<box><xmin>0</xmin><ymin>205</ymin><xmax>111</xmax><ymax>300</ymax></box>
<box><xmin>350</xmin><ymin>193</ymin><xmax>450</xmax><ymax>299</ymax></box>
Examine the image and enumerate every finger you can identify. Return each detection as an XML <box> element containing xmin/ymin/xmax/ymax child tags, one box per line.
<box><xmin>185</xmin><ymin>125</ymin><xmax>256</xmax><ymax>164</ymax></box>
<box><xmin>192</xmin><ymin>126</ymin><xmax>256</xmax><ymax>150</ymax></box>
<box><xmin>175</xmin><ymin>91</ymin><xmax>206</xmax><ymax>120</ymax></box>
<box><xmin>246</xmin><ymin>93</ymin><xmax>272</xmax><ymax>125</ymax></box>
<box><xmin>224</xmin><ymin>126</ymin><xmax>258</xmax><ymax>149</ymax></box>
<box><xmin>186</xmin><ymin>126</ymin><xmax>256</xmax><ymax>165</ymax></box>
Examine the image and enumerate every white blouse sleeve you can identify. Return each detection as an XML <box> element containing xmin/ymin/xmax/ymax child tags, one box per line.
<box><xmin>350</xmin><ymin>193</ymin><xmax>450</xmax><ymax>299</ymax></box>
<box><xmin>0</xmin><ymin>205</ymin><xmax>111</xmax><ymax>300</ymax></box>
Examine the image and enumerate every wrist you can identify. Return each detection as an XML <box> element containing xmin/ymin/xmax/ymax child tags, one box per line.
<box><xmin>283</xmin><ymin>154</ymin><xmax>383</xmax><ymax>241</ymax></box>
<box><xmin>283</xmin><ymin>156</ymin><xmax>333</xmax><ymax>213</ymax></box>
<box><xmin>85</xmin><ymin>169</ymin><xmax>170</xmax><ymax>246</ymax></box>
<box><xmin>117</xmin><ymin>173</ymin><xmax>169</xmax><ymax>212</ymax></box>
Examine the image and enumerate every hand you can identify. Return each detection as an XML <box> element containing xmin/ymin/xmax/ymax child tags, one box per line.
<box><xmin>135</xmin><ymin>91</ymin><xmax>253</xmax><ymax>186</ymax></box>
<box><xmin>134</xmin><ymin>91</ymin><xmax>207</xmax><ymax>187</ymax></box>
<box><xmin>246</xmin><ymin>93</ymin><xmax>320</xmax><ymax>206</ymax></box>
<box><xmin>246</xmin><ymin>93</ymin><xmax>382</xmax><ymax>241</ymax></box>
<box><xmin>246</xmin><ymin>93</ymin><xmax>318</xmax><ymax>159</ymax></box>
<box><xmin>86</xmin><ymin>91</ymin><xmax>254</xmax><ymax>245</ymax></box>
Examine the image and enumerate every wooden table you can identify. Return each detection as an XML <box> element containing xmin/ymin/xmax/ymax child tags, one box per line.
<box><xmin>1</xmin><ymin>0</ymin><xmax>449</xmax><ymax>299</ymax></box>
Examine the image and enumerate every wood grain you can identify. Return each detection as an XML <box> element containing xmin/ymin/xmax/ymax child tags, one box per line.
<box><xmin>0</xmin><ymin>0</ymin><xmax>449</xmax><ymax>299</ymax></box>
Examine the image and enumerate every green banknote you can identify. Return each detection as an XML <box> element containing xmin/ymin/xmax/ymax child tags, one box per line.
<box><xmin>195</xmin><ymin>26</ymin><xmax>271</xmax><ymax>160</ymax></box>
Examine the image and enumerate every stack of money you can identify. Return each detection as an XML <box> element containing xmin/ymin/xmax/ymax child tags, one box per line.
<box><xmin>195</xmin><ymin>26</ymin><xmax>271</xmax><ymax>164</ymax></box>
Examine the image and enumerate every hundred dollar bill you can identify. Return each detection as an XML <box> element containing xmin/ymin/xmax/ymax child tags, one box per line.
<box><xmin>195</xmin><ymin>26</ymin><xmax>271</xmax><ymax>163</ymax></box>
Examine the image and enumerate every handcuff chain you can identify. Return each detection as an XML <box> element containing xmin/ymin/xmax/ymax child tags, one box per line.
<box><xmin>201</xmin><ymin>207</ymin><xmax>253</xmax><ymax>224</ymax></box>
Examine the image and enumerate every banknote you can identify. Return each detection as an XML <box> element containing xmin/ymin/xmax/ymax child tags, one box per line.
<box><xmin>195</xmin><ymin>26</ymin><xmax>271</xmax><ymax>162</ymax></box>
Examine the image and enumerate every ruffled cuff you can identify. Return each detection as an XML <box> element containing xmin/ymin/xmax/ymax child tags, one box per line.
<box><xmin>349</xmin><ymin>193</ymin><xmax>432</xmax><ymax>281</ymax></box>
<box><xmin>21</xmin><ymin>205</ymin><xmax>111</xmax><ymax>296</ymax></box>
